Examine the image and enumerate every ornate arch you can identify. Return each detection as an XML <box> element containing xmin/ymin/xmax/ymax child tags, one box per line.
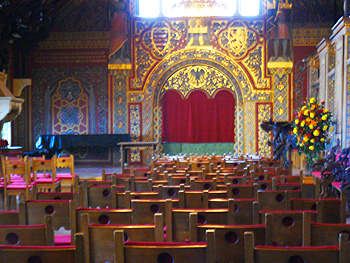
<box><xmin>143</xmin><ymin>48</ymin><xmax>258</xmax><ymax>154</ymax></box>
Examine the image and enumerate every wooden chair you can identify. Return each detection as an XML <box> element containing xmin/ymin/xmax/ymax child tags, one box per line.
<box><xmin>31</xmin><ymin>183</ymin><xmax>83</xmax><ymax>208</ymax></box>
<box><xmin>224</xmin><ymin>160</ymin><xmax>246</xmax><ymax>169</ymax></box>
<box><xmin>31</xmin><ymin>157</ymin><xmax>61</xmax><ymax>192</ymax></box>
<box><xmin>86</xmin><ymin>185</ymin><xmax>118</xmax><ymax>209</ymax></box>
<box><xmin>2</xmin><ymin>155</ymin><xmax>33</xmax><ymax>210</ymax></box>
<box><xmin>291</xmin><ymin>197</ymin><xmax>347</xmax><ymax>223</ymax></box>
<box><xmin>189</xmin><ymin>179</ymin><xmax>218</xmax><ymax>191</ymax></box>
<box><xmin>114</xmin><ymin>229</ymin><xmax>216</xmax><ymax>263</ymax></box>
<box><xmin>131</xmin><ymin>198</ymin><xmax>179</xmax><ymax>225</ymax></box>
<box><xmin>276</xmin><ymin>182</ymin><xmax>302</xmax><ymax>191</ymax></box>
<box><xmin>55</xmin><ymin>155</ymin><xmax>76</xmax><ymax>191</ymax></box>
<box><xmin>0</xmin><ymin>215</ymin><xmax>54</xmax><ymax>246</ymax></box>
<box><xmin>264</xmin><ymin>211</ymin><xmax>317</xmax><ymax>246</ymax></box>
<box><xmin>75</xmin><ymin>207</ymin><xmax>132</xmax><ymax>233</ymax></box>
<box><xmin>0</xmin><ymin>210</ymin><xmax>19</xmax><ymax>225</ymax></box>
<box><xmin>220</xmin><ymin>175</ymin><xmax>248</xmax><ymax>185</ymax></box>
<box><xmin>259</xmin><ymin>159</ymin><xmax>282</xmax><ymax>168</ymax></box>
<box><xmin>218</xmin><ymin>183</ymin><xmax>258</xmax><ymax>199</ymax></box>
<box><xmin>244</xmin><ymin>231</ymin><xmax>349</xmax><ymax>263</ymax></box>
<box><xmin>256</xmin><ymin>189</ymin><xmax>301</xmax><ymax>212</ymax></box>
<box><xmin>196</xmin><ymin>224</ymin><xmax>265</xmax><ymax>263</ymax></box>
<box><xmin>308</xmin><ymin>221</ymin><xmax>350</xmax><ymax>247</ymax></box>
<box><xmin>178</xmin><ymin>190</ymin><xmax>227</xmax><ymax>209</ymax></box>
<box><xmin>116</xmin><ymin>191</ymin><xmax>160</xmax><ymax>209</ymax></box>
<box><xmin>0</xmin><ymin>233</ymin><xmax>84</xmax><ymax>263</ymax></box>
<box><xmin>208</xmin><ymin>198</ymin><xmax>258</xmax><ymax>225</ymax></box>
<box><xmin>81</xmin><ymin>213</ymin><xmax>164</xmax><ymax>263</ymax></box>
<box><xmin>165</xmin><ymin>200</ymin><xmax>233</xmax><ymax>242</ymax></box>
<box><xmin>19</xmin><ymin>199</ymin><xmax>76</xmax><ymax>245</ymax></box>
<box><xmin>154</xmin><ymin>184</ymin><xmax>190</xmax><ymax>200</ymax></box>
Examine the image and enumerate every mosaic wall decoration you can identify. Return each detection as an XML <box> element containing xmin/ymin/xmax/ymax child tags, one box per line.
<box><xmin>294</xmin><ymin>60</ymin><xmax>307</xmax><ymax>117</ymax></box>
<box><xmin>310</xmin><ymin>57</ymin><xmax>320</xmax><ymax>85</ymax></box>
<box><xmin>162</xmin><ymin>65</ymin><xmax>236</xmax><ymax>98</ymax></box>
<box><xmin>127</xmin><ymin>16</ymin><xmax>282</xmax><ymax>158</ymax></box>
<box><xmin>145</xmin><ymin>52</ymin><xmax>248</xmax><ymax>154</ymax></box>
<box><xmin>257</xmin><ymin>103</ymin><xmax>273</xmax><ymax>157</ymax></box>
<box><xmin>273</xmin><ymin>73</ymin><xmax>289</xmax><ymax>121</ymax></box>
<box><xmin>346</xmin><ymin>64</ymin><xmax>350</xmax><ymax>147</ymax></box>
<box><xmin>211</xmin><ymin>19</ymin><xmax>270</xmax><ymax>89</ymax></box>
<box><xmin>292</xmin><ymin>28</ymin><xmax>332</xmax><ymax>46</ymax></box>
<box><xmin>110</xmin><ymin>69</ymin><xmax>129</xmax><ymax>163</ymax></box>
<box><xmin>328</xmin><ymin>44</ymin><xmax>335</xmax><ymax>73</ymax></box>
<box><xmin>111</xmin><ymin>70</ymin><xmax>129</xmax><ymax>134</ymax></box>
<box><xmin>129</xmin><ymin>103</ymin><xmax>142</xmax><ymax>163</ymax></box>
<box><xmin>328</xmin><ymin>74</ymin><xmax>335</xmax><ymax>113</ymax></box>
<box><xmin>31</xmin><ymin>66</ymin><xmax>108</xmax><ymax>143</ymax></box>
<box><xmin>131</xmin><ymin>19</ymin><xmax>186</xmax><ymax>90</ymax></box>
<box><xmin>122</xmin><ymin>16</ymin><xmax>295</xmax><ymax>160</ymax></box>
<box><xmin>346</xmin><ymin>34</ymin><xmax>350</xmax><ymax>147</ymax></box>
<box><xmin>245</xmin><ymin>102</ymin><xmax>256</xmax><ymax>154</ymax></box>
<box><xmin>52</xmin><ymin>78</ymin><xmax>88</xmax><ymax>134</ymax></box>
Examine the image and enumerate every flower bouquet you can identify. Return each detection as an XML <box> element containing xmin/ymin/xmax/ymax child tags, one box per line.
<box><xmin>293</xmin><ymin>97</ymin><xmax>333</xmax><ymax>167</ymax></box>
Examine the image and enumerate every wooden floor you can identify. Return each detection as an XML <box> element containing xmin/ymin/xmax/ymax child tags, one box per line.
<box><xmin>73</xmin><ymin>165</ymin><xmax>121</xmax><ymax>178</ymax></box>
<box><xmin>72</xmin><ymin>164</ymin><xmax>149</xmax><ymax>178</ymax></box>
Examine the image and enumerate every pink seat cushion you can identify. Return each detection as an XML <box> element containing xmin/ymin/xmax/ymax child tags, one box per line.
<box><xmin>35</xmin><ymin>178</ymin><xmax>61</xmax><ymax>184</ymax></box>
<box><xmin>7</xmin><ymin>184</ymin><xmax>33</xmax><ymax>189</ymax></box>
<box><xmin>332</xmin><ymin>181</ymin><xmax>342</xmax><ymax>189</ymax></box>
<box><xmin>54</xmin><ymin>235</ymin><xmax>71</xmax><ymax>245</ymax></box>
<box><xmin>32</xmin><ymin>173</ymin><xmax>51</xmax><ymax>178</ymax></box>
<box><xmin>56</xmin><ymin>173</ymin><xmax>74</xmax><ymax>179</ymax></box>
<box><xmin>311</xmin><ymin>171</ymin><xmax>322</xmax><ymax>179</ymax></box>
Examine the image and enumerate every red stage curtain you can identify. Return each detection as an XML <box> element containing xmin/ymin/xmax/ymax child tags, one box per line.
<box><xmin>162</xmin><ymin>89</ymin><xmax>235</xmax><ymax>143</ymax></box>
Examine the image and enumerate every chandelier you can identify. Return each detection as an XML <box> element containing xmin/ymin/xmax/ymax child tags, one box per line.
<box><xmin>170</xmin><ymin>0</ymin><xmax>230</xmax><ymax>17</ymax></box>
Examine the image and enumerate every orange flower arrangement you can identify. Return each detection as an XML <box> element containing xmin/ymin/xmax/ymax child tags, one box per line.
<box><xmin>293</xmin><ymin>97</ymin><xmax>333</xmax><ymax>167</ymax></box>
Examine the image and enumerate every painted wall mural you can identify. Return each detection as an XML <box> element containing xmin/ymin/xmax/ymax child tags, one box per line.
<box><xmin>52</xmin><ymin>78</ymin><xmax>89</xmax><ymax>134</ymax></box>
<box><xmin>27</xmin><ymin>2</ymin><xmax>300</xmax><ymax>164</ymax></box>
<box><xmin>117</xmin><ymin>16</ymin><xmax>294</xmax><ymax>158</ymax></box>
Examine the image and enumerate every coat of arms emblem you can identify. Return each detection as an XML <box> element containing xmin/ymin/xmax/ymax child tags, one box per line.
<box><xmin>152</xmin><ymin>27</ymin><xmax>170</xmax><ymax>54</ymax></box>
<box><xmin>228</xmin><ymin>27</ymin><xmax>247</xmax><ymax>55</ymax></box>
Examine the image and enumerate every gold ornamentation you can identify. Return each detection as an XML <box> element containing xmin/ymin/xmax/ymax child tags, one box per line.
<box><xmin>245</xmin><ymin>102</ymin><xmax>255</xmax><ymax>154</ymax></box>
<box><xmin>215</xmin><ymin>21</ymin><xmax>255</xmax><ymax>59</ymax></box>
<box><xmin>277</xmin><ymin>107</ymin><xmax>285</xmax><ymax>116</ymax></box>
<box><xmin>162</xmin><ymin>65</ymin><xmax>234</xmax><ymax>98</ymax></box>
<box><xmin>151</xmin><ymin>27</ymin><xmax>171</xmax><ymax>54</ymax></box>
<box><xmin>277</xmin><ymin>95</ymin><xmax>284</xmax><ymax>104</ymax></box>
<box><xmin>228</xmin><ymin>27</ymin><xmax>248</xmax><ymax>55</ymax></box>
<box><xmin>258</xmin><ymin>103</ymin><xmax>272</xmax><ymax>157</ymax></box>
<box><xmin>267</xmin><ymin>61</ymin><xmax>293</xmax><ymax>69</ymax></box>
<box><xmin>277</xmin><ymin>83</ymin><xmax>285</xmax><ymax>91</ymax></box>
<box><xmin>292</xmin><ymin>28</ymin><xmax>331</xmax><ymax>46</ymax></box>
<box><xmin>108</xmin><ymin>64</ymin><xmax>132</xmax><ymax>70</ymax></box>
